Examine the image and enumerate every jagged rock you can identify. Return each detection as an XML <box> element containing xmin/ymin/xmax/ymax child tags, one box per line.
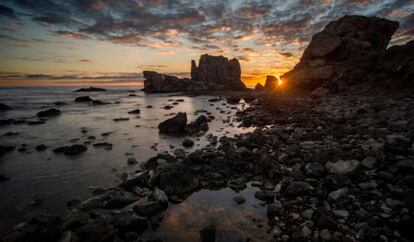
<box><xmin>81</xmin><ymin>190</ymin><xmax>138</xmax><ymax>210</ymax></box>
<box><xmin>264</xmin><ymin>75</ymin><xmax>278</xmax><ymax>90</ymax></box>
<box><xmin>282</xmin><ymin>15</ymin><xmax>399</xmax><ymax>92</ymax></box>
<box><xmin>143</xmin><ymin>71</ymin><xmax>196</xmax><ymax>93</ymax></box>
<box><xmin>305</xmin><ymin>162</ymin><xmax>325</xmax><ymax>178</ymax></box>
<box><xmin>74</xmin><ymin>87</ymin><xmax>106</xmax><ymax>92</ymax></box>
<box><xmin>192</xmin><ymin>54</ymin><xmax>245</xmax><ymax>90</ymax></box>
<box><xmin>255</xmin><ymin>83</ymin><xmax>265</xmax><ymax>91</ymax></box>
<box><xmin>158</xmin><ymin>112</ymin><xmax>187</xmax><ymax>134</ymax></box>
<box><xmin>37</xmin><ymin>109</ymin><xmax>61</xmax><ymax>118</ymax></box>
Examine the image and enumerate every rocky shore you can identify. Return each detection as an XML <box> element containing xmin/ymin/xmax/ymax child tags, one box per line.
<box><xmin>2</xmin><ymin>15</ymin><xmax>414</xmax><ymax>242</ymax></box>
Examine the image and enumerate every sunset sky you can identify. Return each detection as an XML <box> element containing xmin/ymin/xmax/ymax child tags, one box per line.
<box><xmin>0</xmin><ymin>0</ymin><xmax>413</xmax><ymax>87</ymax></box>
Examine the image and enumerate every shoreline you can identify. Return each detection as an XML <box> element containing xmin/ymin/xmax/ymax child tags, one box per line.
<box><xmin>3</xmin><ymin>91</ymin><xmax>413</xmax><ymax>242</ymax></box>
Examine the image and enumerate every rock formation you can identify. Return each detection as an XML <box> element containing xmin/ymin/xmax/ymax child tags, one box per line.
<box><xmin>143</xmin><ymin>55</ymin><xmax>246</xmax><ymax>93</ymax></box>
<box><xmin>264</xmin><ymin>75</ymin><xmax>278</xmax><ymax>90</ymax></box>
<box><xmin>191</xmin><ymin>54</ymin><xmax>246</xmax><ymax>90</ymax></box>
<box><xmin>281</xmin><ymin>15</ymin><xmax>401</xmax><ymax>92</ymax></box>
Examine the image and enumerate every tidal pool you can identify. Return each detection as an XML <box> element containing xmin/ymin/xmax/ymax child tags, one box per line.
<box><xmin>142</xmin><ymin>184</ymin><xmax>273</xmax><ymax>242</ymax></box>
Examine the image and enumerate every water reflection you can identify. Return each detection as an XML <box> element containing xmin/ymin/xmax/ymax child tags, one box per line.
<box><xmin>0</xmin><ymin>87</ymin><xmax>254</xmax><ymax>230</ymax></box>
<box><xmin>144</xmin><ymin>184</ymin><xmax>273</xmax><ymax>242</ymax></box>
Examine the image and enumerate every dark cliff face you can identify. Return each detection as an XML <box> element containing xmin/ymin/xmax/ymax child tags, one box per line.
<box><xmin>282</xmin><ymin>15</ymin><xmax>401</xmax><ymax>92</ymax></box>
<box><xmin>191</xmin><ymin>54</ymin><xmax>246</xmax><ymax>90</ymax></box>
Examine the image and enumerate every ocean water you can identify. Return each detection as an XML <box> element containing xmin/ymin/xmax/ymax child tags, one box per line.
<box><xmin>0</xmin><ymin>87</ymin><xmax>255</xmax><ymax>232</ymax></box>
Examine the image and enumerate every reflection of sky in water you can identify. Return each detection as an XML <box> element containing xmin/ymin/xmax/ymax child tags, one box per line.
<box><xmin>144</xmin><ymin>184</ymin><xmax>272</xmax><ymax>242</ymax></box>
<box><xmin>0</xmin><ymin>87</ymin><xmax>254</xmax><ymax>230</ymax></box>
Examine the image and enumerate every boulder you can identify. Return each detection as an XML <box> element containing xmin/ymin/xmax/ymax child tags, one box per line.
<box><xmin>158</xmin><ymin>112</ymin><xmax>187</xmax><ymax>134</ymax></box>
<box><xmin>37</xmin><ymin>109</ymin><xmax>61</xmax><ymax>118</ymax></box>
<box><xmin>281</xmin><ymin>15</ymin><xmax>399</xmax><ymax>92</ymax></box>
<box><xmin>81</xmin><ymin>190</ymin><xmax>138</xmax><ymax>210</ymax></box>
<box><xmin>191</xmin><ymin>54</ymin><xmax>245</xmax><ymax>90</ymax></box>
<box><xmin>63</xmin><ymin>145</ymin><xmax>87</xmax><ymax>156</ymax></box>
<box><xmin>149</xmin><ymin>163</ymin><xmax>199</xmax><ymax>195</ymax></box>
<box><xmin>143</xmin><ymin>71</ymin><xmax>197</xmax><ymax>93</ymax></box>
<box><xmin>264</xmin><ymin>75</ymin><xmax>278</xmax><ymax>90</ymax></box>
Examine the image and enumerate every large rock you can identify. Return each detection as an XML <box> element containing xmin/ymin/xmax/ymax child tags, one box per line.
<box><xmin>282</xmin><ymin>15</ymin><xmax>399</xmax><ymax>92</ymax></box>
<box><xmin>143</xmin><ymin>71</ymin><xmax>201</xmax><ymax>93</ymax></box>
<box><xmin>149</xmin><ymin>163</ymin><xmax>199</xmax><ymax>196</ymax></box>
<box><xmin>264</xmin><ymin>75</ymin><xmax>278</xmax><ymax>90</ymax></box>
<box><xmin>158</xmin><ymin>112</ymin><xmax>187</xmax><ymax>134</ymax></box>
<box><xmin>191</xmin><ymin>54</ymin><xmax>245</xmax><ymax>90</ymax></box>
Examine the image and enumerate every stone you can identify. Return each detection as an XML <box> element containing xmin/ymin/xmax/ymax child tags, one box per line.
<box><xmin>320</xmin><ymin>229</ymin><xmax>333</xmax><ymax>241</ymax></box>
<box><xmin>361</xmin><ymin>157</ymin><xmax>377</xmax><ymax>169</ymax></box>
<box><xmin>311</xmin><ymin>87</ymin><xmax>330</xmax><ymax>98</ymax></box>
<box><xmin>0</xmin><ymin>145</ymin><xmax>15</xmax><ymax>156</ymax></box>
<box><xmin>267</xmin><ymin>201</ymin><xmax>283</xmax><ymax>217</ymax></box>
<box><xmin>127</xmin><ymin>157</ymin><xmax>138</xmax><ymax>165</ymax></box>
<box><xmin>74</xmin><ymin>96</ymin><xmax>92</xmax><ymax>102</ymax></box>
<box><xmin>63</xmin><ymin>145</ymin><xmax>87</xmax><ymax>156</ymax></box>
<box><xmin>128</xmin><ymin>109</ymin><xmax>141</xmax><ymax>114</ymax></box>
<box><xmin>328</xmin><ymin>188</ymin><xmax>349</xmax><ymax>203</ymax></box>
<box><xmin>305</xmin><ymin>162</ymin><xmax>325</xmax><ymax>178</ymax></box>
<box><xmin>395</xmin><ymin>159</ymin><xmax>414</xmax><ymax>172</ymax></box>
<box><xmin>37</xmin><ymin>109</ymin><xmax>61</xmax><ymax>118</ymax></box>
<box><xmin>192</xmin><ymin>54</ymin><xmax>245</xmax><ymax>90</ymax></box>
<box><xmin>325</xmin><ymin>160</ymin><xmax>360</xmax><ymax>175</ymax></box>
<box><xmin>158</xmin><ymin>112</ymin><xmax>187</xmax><ymax>134</ymax></box>
<box><xmin>285</xmin><ymin>181</ymin><xmax>312</xmax><ymax>196</ymax></box>
<box><xmin>254</xmin><ymin>190</ymin><xmax>274</xmax><ymax>202</ymax></box>
<box><xmin>333</xmin><ymin>209</ymin><xmax>350</xmax><ymax>218</ymax></box>
<box><xmin>74</xmin><ymin>87</ymin><xmax>106</xmax><ymax>92</ymax></box>
<box><xmin>264</xmin><ymin>75</ymin><xmax>278</xmax><ymax>90</ymax></box>
<box><xmin>35</xmin><ymin>144</ymin><xmax>47</xmax><ymax>151</ymax></box>
<box><xmin>81</xmin><ymin>190</ymin><xmax>137</xmax><ymax>210</ymax></box>
<box><xmin>233</xmin><ymin>195</ymin><xmax>246</xmax><ymax>204</ymax></box>
<box><xmin>199</xmin><ymin>224</ymin><xmax>216</xmax><ymax>242</ymax></box>
<box><xmin>0</xmin><ymin>103</ymin><xmax>11</xmax><ymax>111</ymax></box>
<box><xmin>182</xmin><ymin>139</ymin><xmax>194</xmax><ymax>147</ymax></box>
<box><xmin>133</xmin><ymin>199</ymin><xmax>166</xmax><ymax>217</ymax></box>
<box><xmin>281</xmin><ymin>15</ymin><xmax>399</xmax><ymax>92</ymax></box>
<box><xmin>149</xmin><ymin>163</ymin><xmax>199</xmax><ymax>195</ymax></box>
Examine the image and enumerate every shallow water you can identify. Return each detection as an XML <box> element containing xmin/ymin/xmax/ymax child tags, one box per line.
<box><xmin>142</xmin><ymin>184</ymin><xmax>273</xmax><ymax>242</ymax></box>
<box><xmin>0</xmin><ymin>87</ymin><xmax>254</xmax><ymax>231</ymax></box>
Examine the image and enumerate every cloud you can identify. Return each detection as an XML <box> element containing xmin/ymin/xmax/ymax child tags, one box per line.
<box><xmin>0</xmin><ymin>4</ymin><xmax>16</xmax><ymax>18</ymax></box>
<box><xmin>53</xmin><ymin>31</ymin><xmax>90</xmax><ymax>39</ymax></box>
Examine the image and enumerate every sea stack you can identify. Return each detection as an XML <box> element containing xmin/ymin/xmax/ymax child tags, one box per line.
<box><xmin>191</xmin><ymin>54</ymin><xmax>246</xmax><ymax>90</ymax></box>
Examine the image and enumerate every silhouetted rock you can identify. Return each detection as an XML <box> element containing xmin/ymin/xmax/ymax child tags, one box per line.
<box><xmin>74</xmin><ymin>96</ymin><xmax>92</xmax><ymax>102</ymax></box>
<box><xmin>264</xmin><ymin>75</ymin><xmax>278</xmax><ymax>90</ymax></box>
<box><xmin>0</xmin><ymin>145</ymin><xmax>15</xmax><ymax>156</ymax></box>
<box><xmin>199</xmin><ymin>224</ymin><xmax>216</xmax><ymax>242</ymax></box>
<box><xmin>63</xmin><ymin>144</ymin><xmax>87</xmax><ymax>156</ymax></box>
<box><xmin>0</xmin><ymin>103</ymin><xmax>11</xmax><ymax>111</ymax></box>
<box><xmin>143</xmin><ymin>55</ymin><xmax>245</xmax><ymax>93</ymax></box>
<box><xmin>75</xmin><ymin>87</ymin><xmax>106</xmax><ymax>92</ymax></box>
<box><xmin>128</xmin><ymin>109</ymin><xmax>141</xmax><ymax>114</ymax></box>
<box><xmin>255</xmin><ymin>83</ymin><xmax>264</xmax><ymax>91</ymax></box>
<box><xmin>191</xmin><ymin>54</ymin><xmax>245</xmax><ymax>90</ymax></box>
<box><xmin>282</xmin><ymin>15</ymin><xmax>399</xmax><ymax>92</ymax></box>
<box><xmin>158</xmin><ymin>112</ymin><xmax>187</xmax><ymax>134</ymax></box>
<box><xmin>143</xmin><ymin>71</ymin><xmax>201</xmax><ymax>93</ymax></box>
<box><xmin>37</xmin><ymin>108</ymin><xmax>61</xmax><ymax>118</ymax></box>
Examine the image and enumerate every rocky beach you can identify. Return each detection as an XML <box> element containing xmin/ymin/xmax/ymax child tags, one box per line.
<box><xmin>0</xmin><ymin>14</ymin><xmax>413</xmax><ymax>242</ymax></box>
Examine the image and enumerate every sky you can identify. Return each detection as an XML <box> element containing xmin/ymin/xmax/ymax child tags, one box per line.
<box><xmin>0</xmin><ymin>0</ymin><xmax>413</xmax><ymax>87</ymax></box>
